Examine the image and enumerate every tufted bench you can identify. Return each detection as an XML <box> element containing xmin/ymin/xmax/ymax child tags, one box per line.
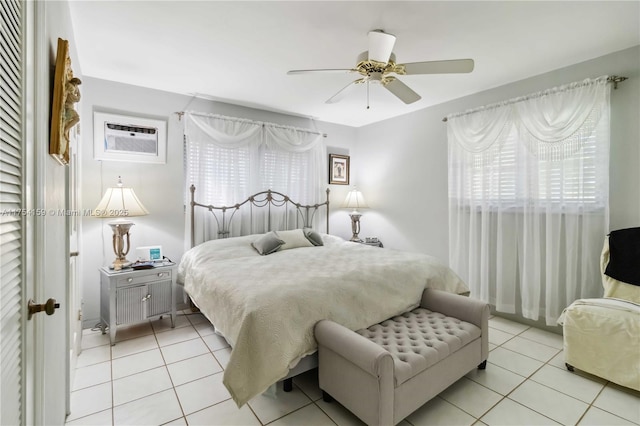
<box><xmin>315</xmin><ymin>288</ymin><xmax>489</xmax><ymax>426</ymax></box>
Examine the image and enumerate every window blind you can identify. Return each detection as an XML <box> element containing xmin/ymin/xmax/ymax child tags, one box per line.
<box><xmin>0</xmin><ymin>0</ymin><xmax>24</xmax><ymax>424</ymax></box>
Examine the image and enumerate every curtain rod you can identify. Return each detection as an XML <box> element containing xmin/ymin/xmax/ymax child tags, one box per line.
<box><xmin>173</xmin><ymin>110</ymin><xmax>327</xmax><ymax>138</ymax></box>
<box><xmin>442</xmin><ymin>75</ymin><xmax>628</xmax><ymax>122</ymax></box>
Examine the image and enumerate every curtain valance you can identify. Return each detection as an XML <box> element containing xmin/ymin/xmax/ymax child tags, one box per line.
<box><xmin>447</xmin><ymin>76</ymin><xmax>609</xmax><ymax>156</ymax></box>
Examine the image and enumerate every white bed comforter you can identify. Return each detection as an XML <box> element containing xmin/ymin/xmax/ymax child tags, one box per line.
<box><xmin>178</xmin><ymin>234</ymin><xmax>469</xmax><ymax>406</ymax></box>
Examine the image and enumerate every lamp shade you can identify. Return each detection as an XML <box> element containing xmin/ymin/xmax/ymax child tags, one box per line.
<box><xmin>95</xmin><ymin>177</ymin><xmax>149</xmax><ymax>218</ymax></box>
<box><xmin>342</xmin><ymin>189</ymin><xmax>369</xmax><ymax>212</ymax></box>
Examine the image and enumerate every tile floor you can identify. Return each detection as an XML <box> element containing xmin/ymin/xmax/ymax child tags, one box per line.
<box><xmin>65</xmin><ymin>311</ymin><xmax>640</xmax><ymax>426</ymax></box>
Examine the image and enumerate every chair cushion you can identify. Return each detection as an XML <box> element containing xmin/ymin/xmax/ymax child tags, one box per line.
<box><xmin>357</xmin><ymin>308</ymin><xmax>481</xmax><ymax>386</ymax></box>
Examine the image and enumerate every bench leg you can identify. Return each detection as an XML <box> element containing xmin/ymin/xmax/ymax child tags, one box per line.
<box><xmin>565</xmin><ymin>363</ymin><xmax>574</xmax><ymax>372</ymax></box>
<box><xmin>322</xmin><ymin>391</ymin><xmax>334</xmax><ymax>403</ymax></box>
<box><xmin>283</xmin><ymin>378</ymin><xmax>293</xmax><ymax>392</ymax></box>
<box><xmin>478</xmin><ymin>360</ymin><xmax>487</xmax><ymax>370</ymax></box>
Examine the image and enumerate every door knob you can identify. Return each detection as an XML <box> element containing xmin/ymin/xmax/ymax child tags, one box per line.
<box><xmin>27</xmin><ymin>298</ymin><xmax>60</xmax><ymax>320</ymax></box>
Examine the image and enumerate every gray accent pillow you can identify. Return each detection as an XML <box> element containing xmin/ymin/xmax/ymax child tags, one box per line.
<box><xmin>251</xmin><ymin>231</ymin><xmax>285</xmax><ymax>255</ymax></box>
<box><xmin>303</xmin><ymin>228</ymin><xmax>324</xmax><ymax>246</ymax></box>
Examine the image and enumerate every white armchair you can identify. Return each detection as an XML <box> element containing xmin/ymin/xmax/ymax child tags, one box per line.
<box><xmin>559</xmin><ymin>228</ymin><xmax>640</xmax><ymax>391</ymax></box>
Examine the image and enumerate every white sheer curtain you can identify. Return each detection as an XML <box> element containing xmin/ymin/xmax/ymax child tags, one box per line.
<box><xmin>184</xmin><ymin>112</ymin><xmax>326</xmax><ymax>247</ymax></box>
<box><xmin>448</xmin><ymin>77</ymin><xmax>611</xmax><ymax>325</ymax></box>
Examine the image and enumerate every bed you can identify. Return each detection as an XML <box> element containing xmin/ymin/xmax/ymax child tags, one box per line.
<box><xmin>177</xmin><ymin>186</ymin><xmax>469</xmax><ymax>406</ymax></box>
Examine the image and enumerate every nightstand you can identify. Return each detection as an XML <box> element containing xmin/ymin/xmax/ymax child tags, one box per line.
<box><xmin>99</xmin><ymin>263</ymin><xmax>176</xmax><ymax>345</ymax></box>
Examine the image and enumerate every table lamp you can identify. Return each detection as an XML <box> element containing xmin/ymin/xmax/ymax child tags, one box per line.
<box><xmin>342</xmin><ymin>189</ymin><xmax>369</xmax><ymax>242</ymax></box>
<box><xmin>95</xmin><ymin>176</ymin><xmax>149</xmax><ymax>270</ymax></box>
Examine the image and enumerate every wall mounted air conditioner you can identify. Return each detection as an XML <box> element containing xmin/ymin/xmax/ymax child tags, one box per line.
<box><xmin>94</xmin><ymin>111</ymin><xmax>167</xmax><ymax>164</ymax></box>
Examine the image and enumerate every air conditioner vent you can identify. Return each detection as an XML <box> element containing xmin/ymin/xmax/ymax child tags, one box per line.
<box><xmin>94</xmin><ymin>112</ymin><xmax>167</xmax><ymax>164</ymax></box>
<box><xmin>104</xmin><ymin>122</ymin><xmax>158</xmax><ymax>155</ymax></box>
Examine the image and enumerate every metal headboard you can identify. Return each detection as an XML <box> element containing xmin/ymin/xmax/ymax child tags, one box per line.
<box><xmin>190</xmin><ymin>185</ymin><xmax>330</xmax><ymax>247</ymax></box>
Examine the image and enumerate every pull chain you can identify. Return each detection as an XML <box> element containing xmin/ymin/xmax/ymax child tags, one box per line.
<box><xmin>367</xmin><ymin>80</ymin><xmax>370</xmax><ymax>110</ymax></box>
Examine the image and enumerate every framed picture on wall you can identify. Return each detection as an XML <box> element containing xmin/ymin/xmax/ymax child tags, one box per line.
<box><xmin>329</xmin><ymin>154</ymin><xmax>349</xmax><ymax>185</ymax></box>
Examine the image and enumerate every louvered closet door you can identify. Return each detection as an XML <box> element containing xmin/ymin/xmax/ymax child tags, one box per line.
<box><xmin>0</xmin><ymin>0</ymin><xmax>24</xmax><ymax>424</ymax></box>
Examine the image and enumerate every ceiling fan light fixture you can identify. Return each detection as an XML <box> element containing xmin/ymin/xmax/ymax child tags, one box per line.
<box><xmin>368</xmin><ymin>30</ymin><xmax>396</xmax><ymax>64</ymax></box>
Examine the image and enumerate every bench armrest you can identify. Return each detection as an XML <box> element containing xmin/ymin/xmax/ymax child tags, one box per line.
<box><xmin>315</xmin><ymin>319</ymin><xmax>393</xmax><ymax>377</ymax></box>
<box><xmin>421</xmin><ymin>288</ymin><xmax>489</xmax><ymax>330</ymax></box>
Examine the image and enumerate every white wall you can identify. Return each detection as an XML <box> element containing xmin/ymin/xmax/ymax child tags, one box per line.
<box><xmin>354</xmin><ymin>46</ymin><xmax>640</xmax><ymax>263</ymax></box>
<box><xmin>79</xmin><ymin>80</ymin><xmax>356</xmax><ymax>327</ymax></box>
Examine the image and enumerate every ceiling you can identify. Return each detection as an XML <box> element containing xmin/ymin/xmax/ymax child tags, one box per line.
<box><xmin>68</xmin><ymin>1</ymin><xmax>640</xmax><ymax>127</ymax></box>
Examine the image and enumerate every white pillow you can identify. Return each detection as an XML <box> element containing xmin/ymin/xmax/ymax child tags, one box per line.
<box><xmin>275</xmin><ymin>229</ymin><xmax>314</xmax><ymax>251</ymax></box>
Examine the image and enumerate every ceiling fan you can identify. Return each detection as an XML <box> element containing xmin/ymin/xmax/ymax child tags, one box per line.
<box><xmin>287</xmin><ymin>30</ymin><xmax>474</xmax><ymax>106</ymax></box>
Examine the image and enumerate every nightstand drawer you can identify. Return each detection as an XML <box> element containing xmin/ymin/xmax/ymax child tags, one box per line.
<box><xmin>116</xmin><ymin>269</ymin><xmax>173</xmax><ymax>287</ymax></box>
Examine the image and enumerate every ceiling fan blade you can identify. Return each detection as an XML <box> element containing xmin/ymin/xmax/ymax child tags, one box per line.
<box><xmin>287</xmin><ymin>69</ymin><xmax>355</xmax><ymax>75</ymax></box>
<box><xmin>368</xmin><ymin>30</ymin><xmax>396</xmax><ymax>64</ymax></box>
<box><xmin>325</xmin><ymin>79</ymin><xmax>361</xmax><ymax>104</ymax></box>
<box><xmin>384</xmin><ymin>78</ymin><xmax>421</xmax><ymax>104</ymax></box>
<box><xmin>402</xmin><ymin>59</ymin><xmax>475</xmax><ymax>75</ymax></box>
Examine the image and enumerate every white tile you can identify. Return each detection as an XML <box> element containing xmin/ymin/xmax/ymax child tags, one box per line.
<box><xmin>112</xmin><ymin>348</ymin><xmax>165</xmax><ymax>380</ymax></box>
<box><xmin>548</xmin><ymin>350</ymin><xmax>567</xmax><ymax>370</ymax></box>
<box><xmin>76</xmin><ymin>344</ymin><xmax>111</xmax><ymax>368</ymax></box>
<box><xmin>195</xmin><ymin>321</ymin><xmax>216</xmax><ymax>337</ymax></box>
<box><xmin>519</xmin><ymin>327</ymin><xmax>564</xmax><ymax>349</ymax></box>
<box><xmin>155</xmin><ymin>325</ymin><xmax>200</xmax><ymax>347</ymax></box>
<box><xmin>111</xmin><ymin>334</ymin><xmax>159</xmax><ymax>359</ymax></box>
<box><xmin>114</xmin><ymin>388</ymin><xmax>183</xmax><ymax>426</ymax></box>
<box><xmin>406</xmin><ymin>396</ymin><xmax>476</xmax><ymax>426</ymax></box>
<box><xmin>489</xmin><ymin>317</ymin><xmax>530</xmax><ymax>335</ymax></box>
<box><xmin>114</xmin><ymin>321</ymin><xmax>154</xmax><ymax>343</ymax></box>
<box><xmin>113</xmin><ymin>366</ymin><xmax>173</xmax><ymax>406</ymax></box>
<box><xmin>509</xmin><ymin>379</ymin><xmax>588</xmax><ymax>425</ymax></box>
<box><xmin>65</xmin><ymin>408</ymin><xmax>112</xmax><ymax>425</ymax></box>
<box><xmin>213</xmin><ymin>347</ymin><xmax>232</xmax><ymax>369</ymax></box>
<box><xmin>465</xmin><ymin>363</ymin><xmax>526</xmax><ymax>395</ymax></box>
<box><xmin>163</xmin><ymin>417</ymin><xmax>187</xmax><ymax>425</ymax></box>
<box><xmin>530</xmin><ymin>365</ymin><xmax>606</xmax><ymax>403</ymax></box>
<box><xmin>316</xmin><ymin>399</ymin><xmax>366</xmax><ymax>426</ymax></box>
<box><xmin>480</xmin><ymin>398</ymin><xmax>559</xmax><ymax>425</ymax></box>
<box><xmin>184</xmin><ymin>312</ymin><xmax>209</xmax><ymax>326</ymax></box>
<box><xmin>81</xmin><ymin>329</ymin><xmax>110</xmax><ymax>350</ymax></box>
<box><xmin>167</xmin><ymin>353</ymin><xmax>222</xmax><ymax>386</ymax></box>
<box><xmin>73</xmin><ymin>361</ymin><xmax>112</xmax><ymax>391</ymax></box>
<box><xmin>488</xmin><ymin>343</ymin><xmax>498</xmax><ymax>352</ymax></box>
<box><xmin>488</xmin><ymin>328</ymin><xmax>516</xmax><ymax>346</ymax></box>
<box><xmin>202</xmin><ymin>333</ymin><xmax>231</xmax><ymax>352</ymax></box>
<box><xmin>592</xmin><ymin>383</ymin><xmax>640</xmax><ymax>424</ymax></box>
<box><xmin>186</xmin><ymin>399</ymin><xmax>261</xmax><ymax>425</ymax></box>
<box><xmin>502</xmin><ymin>336</ymin><xmax>560</xmax><ymax>362</ymax></box>
<box><xmin>488</xmin><ymin>347</ymin><xmax>544</xmax><ymax>377</ymax></box>
<box><xmin>293</xmin><ymin>369</ymin><xmax>322</xmax><ymax>401</ymax></box>
<box><xmin>161</xmin><ymin>338</ymin><xmax>209</xmax><ymax>365</ymax></box>
<box><xmin>439</xmin><ymin>377</ymin><xmax>502</xmax><ymax>418</ymax></box>
<box><xmin>578</xmin><ymin>406</ymin><xmax>636</xmax><ymax>425</ymax></box>
<box><xmin>248</xmin><ymin>385</ymin><xmax>312</xmax><ymax>424</ymax></box>
<box><xmin>175</xmin><ymin>372</ymin><xmax>231</xmax><ymax>415</ymax></box>
<box><xmin>151</xmin><ymin>314</ymin><xmax>191</xmax><ymax>332</ymax></box>
<box><xmin>66</xmin><ymin>383</ymin><xmax>112</xmax><ymax>422</ymax></box>
<box><xmin>270</xmin><ymin>403</ymin><xmax>333</xmax><ymax>426</ymax></box>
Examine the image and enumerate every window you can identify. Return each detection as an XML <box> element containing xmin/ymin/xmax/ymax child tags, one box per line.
<box><xmin>448</xmin><ymin>77</ymin><xmax>611</xmax><ymax>325</ymax></box>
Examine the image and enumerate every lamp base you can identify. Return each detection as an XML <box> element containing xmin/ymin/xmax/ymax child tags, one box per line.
<box><xmin>108</xmin><ymin>220</ymin><xmax>134</xmax><ymax>271</ymax></box>
<box><xmin>110</xmin><ymin>258</ymin><xmax>133</xmax><ymax>271</ymax></box>
<box><xmin>349</xmin><ymin>213</ymin><xmax>362</xmax><ymax>242</ymax></box>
